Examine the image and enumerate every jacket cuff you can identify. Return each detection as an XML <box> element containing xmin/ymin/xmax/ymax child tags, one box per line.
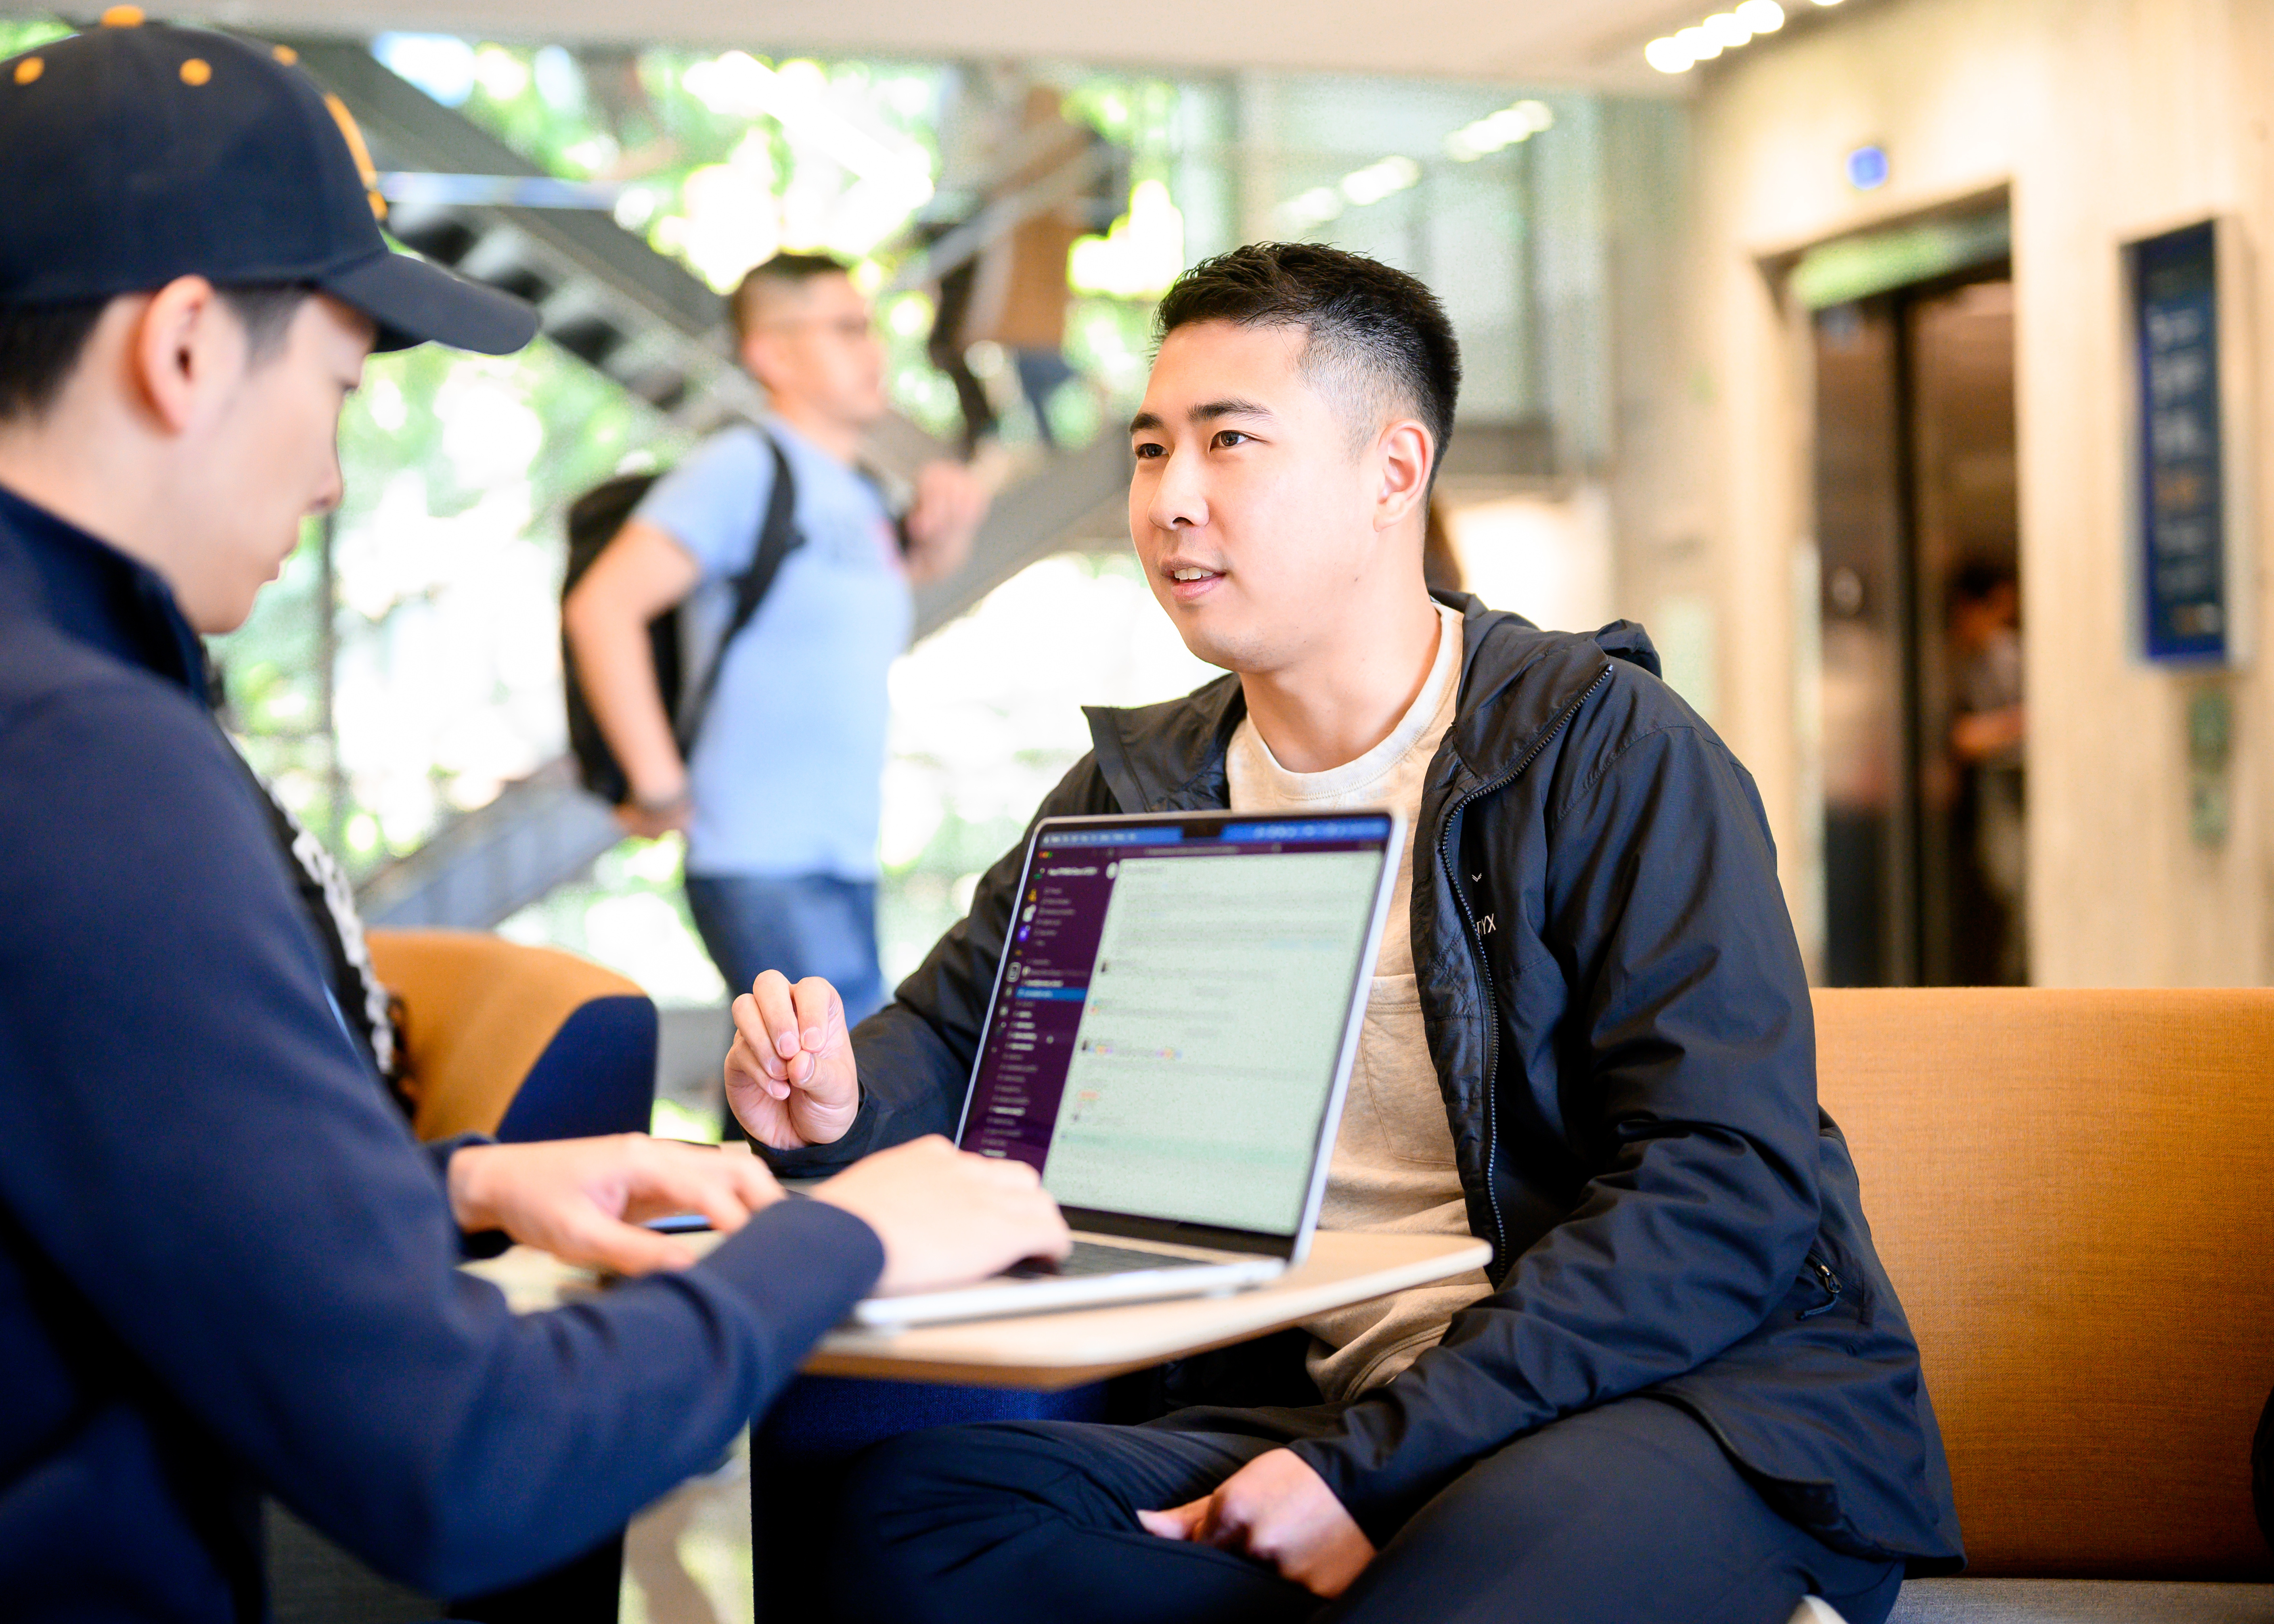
<box><xmin>423</xmin><ymin>1133</ymin><xmax>512</xmax><ymax>1259</ymax></box>
<box><xmin>1285</xmin><ymin>1415</ymin><xmax>1446</xmax><ymax>1546</ymax></box>
<box><xmin>695</xmin><ymin>1195</ymin><xmax>886</xmax><ymax>1353</ymax></box>
<box><xmin>753</xmin><ymin>1090</ymin><xmax>882</xmax><ymax>1178</ymax></box>
<box><xmin>424</xmin><ymin>1130</ymin><xmax>494</xmax><ymax>1172</ymax></box>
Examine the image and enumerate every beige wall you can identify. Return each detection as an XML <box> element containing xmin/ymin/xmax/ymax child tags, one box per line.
<box><xmin>1673</xmin><ymin>0</ymin><xmax>2274</xmax><ymax>985</ymax></box>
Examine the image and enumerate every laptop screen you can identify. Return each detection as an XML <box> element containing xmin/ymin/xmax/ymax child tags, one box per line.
<box><xmin>957</xmin><ymin>812</ymin><xmax>1397</xmax><ymax>1247</ymax></box>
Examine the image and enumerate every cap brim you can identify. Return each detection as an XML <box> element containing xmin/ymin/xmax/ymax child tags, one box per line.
<box><xmin>321</xmin><ymin>249</ymin><xmax>540</xmax><ymax>356</ymax></box>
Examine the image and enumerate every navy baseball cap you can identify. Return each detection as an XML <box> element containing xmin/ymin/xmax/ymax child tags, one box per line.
<box><xmin>0</xmin><ymin>11</ymin><xmax>538</xmax><ymax>354</ymax></box>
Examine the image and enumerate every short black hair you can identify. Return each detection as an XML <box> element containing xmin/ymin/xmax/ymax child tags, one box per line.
<box><xmin>1947</xmin><ymin>560</ymin><xmax>2019</xmax><ymax>611</ymax></box>
<box><xmin>0</xmin><ymin>283</ymin><xmax>311</xmax><ymax>423</ymax></box>
<box><xmin>1154</xmin><ymin>243</ymin><xmax>1461</xmax><ymax>483</ymax></box>
<box><xmin>728</xmin><ymin>252</ymin><xmax>858</xmax><ymax>345</ymax></box>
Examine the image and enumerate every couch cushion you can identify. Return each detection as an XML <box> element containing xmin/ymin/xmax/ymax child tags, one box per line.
<box><xmin>1889</xmin><ymin>1578</ymin><xmax>2274</xmax><ymax>1622</ymax></box>
<box><xmin>367</xmin><ymin>928</ymin><xmax>651</xmax><ymax>1141</ymax></box>
<box><xmin>1816</xmin><ymin>990</ymin><xmax>2274</xmax><ymax>1577</ymax></box>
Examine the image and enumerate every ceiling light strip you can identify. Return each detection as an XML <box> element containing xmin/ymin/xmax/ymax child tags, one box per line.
<box><xmin>1646</xmin><ymin>0</ymin><xmax>1841</xmax><ymax>75</ymax></box>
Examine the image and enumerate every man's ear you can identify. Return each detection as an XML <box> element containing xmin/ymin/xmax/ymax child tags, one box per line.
<box><xmin>1373</xmin><ymin>418</ymin><xmax>1432</xmax><ymax>533</ymax></box>
<box><xmin>129</xmin><ymin>276</ymin><xmax>242</xmax><ymax>435</ymax></box>
<box><xmin>740</xmin><ymin>328</ymin><xmax>783</xmax><ymax>398</ymax></box>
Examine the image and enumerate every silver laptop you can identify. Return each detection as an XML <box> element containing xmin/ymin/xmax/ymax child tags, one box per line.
<box><xmin>850</xmin><ymin>808</ymin><xmax>1403</xmax><ymax>1329</ymax></box>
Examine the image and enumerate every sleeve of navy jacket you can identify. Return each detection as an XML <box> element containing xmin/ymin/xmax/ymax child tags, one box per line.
<box><xmin>0</xmin><ymin>671</ymin><xmax>884</xmax><ymax>1598</ymax></box>
<box><xmin>1288</xmin><ymin>694</ymin><xmax>1824</xmax><ymax>1534</ymax></box>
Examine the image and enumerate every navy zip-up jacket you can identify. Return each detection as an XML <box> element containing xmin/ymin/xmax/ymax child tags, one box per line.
<box><xmin>775</xmin><ymin>595</ymin><xmax>1965</xmax><ymax>1569</ymax></box>
<box><xmin>0</xmin><ymin>483</ymin><xmax>887</xmax><ymax>1621</ymax></box>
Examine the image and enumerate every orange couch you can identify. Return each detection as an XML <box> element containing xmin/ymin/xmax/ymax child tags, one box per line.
<box><xmin>1818</xmin><ymin>989</ymin><xmax>2274</xmax><ymax>1622</ymax></box>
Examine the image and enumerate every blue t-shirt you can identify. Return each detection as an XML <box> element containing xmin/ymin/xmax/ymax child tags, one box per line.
<box><xmin>634</xmin><ymin>419</ymin><xmax>912</xmax><ymax>879</ymax></box>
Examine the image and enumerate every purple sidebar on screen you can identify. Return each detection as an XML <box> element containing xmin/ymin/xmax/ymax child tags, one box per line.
<box><xmin>959</xmin><ymin>820</ymin><xmax>1387</xmax><ymax>1178</ymax></box>
<box><xmin>960</xmin><ymin>843</ymin><xmax>1123</xmax><ymax>1173</ymax></box>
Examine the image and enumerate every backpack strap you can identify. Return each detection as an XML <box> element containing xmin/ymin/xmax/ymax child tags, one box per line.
<box><xmin>672</xmin><ymin>429</ymin><xmax>802</xmax><ymax>756</ymax></box>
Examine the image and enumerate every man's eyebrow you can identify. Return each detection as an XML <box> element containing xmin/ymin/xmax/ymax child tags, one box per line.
<box><xmin>1127</xmin><ymin>398</ymin><xmax>1277</xmax><ymax>437</ymax></box>
<box><xmin>1190</xmin><ymin>397</ymin><xmax>1273</xmax><ymax>423</ymax></box>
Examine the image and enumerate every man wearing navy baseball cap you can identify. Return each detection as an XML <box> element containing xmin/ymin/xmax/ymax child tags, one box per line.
<box><xmin>0</xmin><ymin>16</ymin><xmax>1068</xmax><ymax>1620</ymax></box>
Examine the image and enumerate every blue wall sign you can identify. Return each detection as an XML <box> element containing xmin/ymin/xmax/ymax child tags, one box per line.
<box><xmin>1845</xmin><ymin>145</ymin><xmax>1889</xmax><ymax>190</ymax></box>
<box><xmin>2130</xmin><ymin>221</ymin><xmax>2228</xmax><ymax>662</ymax></box>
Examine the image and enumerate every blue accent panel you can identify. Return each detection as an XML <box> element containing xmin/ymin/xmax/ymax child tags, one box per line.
<box><xmin>494</xmin><ymin>994</ymin><xmax>657</xmax><ymax>1143</ymax></box>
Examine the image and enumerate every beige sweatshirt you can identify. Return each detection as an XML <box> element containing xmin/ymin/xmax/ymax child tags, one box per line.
<box><xmin>1226</xmin><ymin>603</ymin><xmax>1494</xmax><ymax>1400</ymax></box>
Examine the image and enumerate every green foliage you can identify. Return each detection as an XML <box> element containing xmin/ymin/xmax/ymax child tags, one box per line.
<box><xmin>449</xmin><ymin>45</ymin><xmax>941</xmax><ymax>278</ymax></box>
<box><xmin>0</xmin><ymin>17</ymin><xmax>69</xmax><ymax>57</ymax></box>
<box><xmin>1064</xmin><ymin>76</ymin><xmax>1178</xmax><ymax>173</ymax></box>
<box><xmin>339</xmin><ymin>335</ymin><xmax>661</xmax><ymax>529</ymax></box>
<box><xmin>214</xmin><ymin>332</ymin><xmax>685</xmax><ymax>867</ymax></box>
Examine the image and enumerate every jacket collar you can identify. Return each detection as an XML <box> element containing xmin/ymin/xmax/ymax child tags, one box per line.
<box><xmin>0</xmin><ymin>480</ymin><xmax>208</xmax><ymax>698</ymax></box>
<box><xmin>1083</xmin><ymin>592</ymin><xmax>1657</xmax><ymax>812</ymax></box>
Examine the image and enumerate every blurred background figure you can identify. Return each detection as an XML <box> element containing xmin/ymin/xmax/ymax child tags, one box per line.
<box><xmin>1946</xmin><ymin>563</ymin><xmax>2025</xmax><ymax>985</ymax></box>
<box><xmin>926</xmin><ymin>78</ymin><xmax>1120</xmax><ymax>460</ymax></box>
<box><xmin>923</xmin><ymin>224</ymin><xmax>993</xmax><ymax>458</ymax></box>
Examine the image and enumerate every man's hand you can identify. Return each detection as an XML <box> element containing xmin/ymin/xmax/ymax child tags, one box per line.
<box><xmin>446</xmin><ymin>1134</ymin><xmax>783</xmax><ymax>1275</ymax></box>
<box><xmin>724</xmin><ymin>970</ymin><xmax>861</xmax><ymax>1149</ymax></box>
<box><xmin>1138</xmin><ymin>1449</ymin><xmax>1375</xmax><ymax>1599</ymax></box>
<box><xmin>809</xmin><ymin>1136</ymin><xmax>1070</xmax><ymax>1293</ymax></box>
<box><xmin>614</xmin><ymin>782</ymin><xmax>691</xmax><ymax>839</ymax></box>
<box><xmin>1951</xmin><ymin>703</ymin><xmax>2026</xmax><ymax>762</ymax></box>
<box><xmin>901</xmin><ymin>459</ymin><xmax>988</xmax><ymax>585</ymax></box>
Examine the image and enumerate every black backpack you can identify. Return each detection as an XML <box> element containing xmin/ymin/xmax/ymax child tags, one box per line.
<box><xmin>560</xmin><ymin>431</ymin><xmax>802</xmax><ymax>806</ymax></box>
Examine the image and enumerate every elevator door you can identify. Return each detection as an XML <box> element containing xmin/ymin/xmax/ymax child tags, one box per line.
<box><xmin>1815</xmin><ymin>274</ymin><xmax>2022</xmax><ymax>986</ymax></box>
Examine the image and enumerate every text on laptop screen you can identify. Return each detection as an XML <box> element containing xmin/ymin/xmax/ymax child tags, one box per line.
<box><xmin>962</xmin><ymin>816</ymin><xmax>1390</xmax><ymax>1236</ymax></box>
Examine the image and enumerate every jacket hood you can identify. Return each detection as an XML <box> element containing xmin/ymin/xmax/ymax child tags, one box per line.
<box><xmin>1083</xmin><ymin>592</ymin><xmax>1660</xmax><ymax>811</ymax></box>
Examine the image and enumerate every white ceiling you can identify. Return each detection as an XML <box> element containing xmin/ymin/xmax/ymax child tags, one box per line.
<box><xmin>149</xmin><ymin>0</ymin><xmax>1709</xmax><ymax>92</ymax></box>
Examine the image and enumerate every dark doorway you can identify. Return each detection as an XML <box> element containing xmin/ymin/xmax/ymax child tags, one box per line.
<box><xmin>1815</xmin><ymin>272</ymin><xmax>2023</xmax><ymax>987</ymax></box>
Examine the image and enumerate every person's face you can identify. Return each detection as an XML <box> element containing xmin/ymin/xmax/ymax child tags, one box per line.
<box><xmin>1128</xmin><ymin>320</ymin><xmax>1385</xmax><ymax>675</ymax></box>
<box><xmin>743</xmin><ymin>274</ymin><xmax>887</xmax><ymax>426</ymax></box>
<box><xmin>176</xmin><ymin>293</ymin><xmax>371</xmax><ymax>634</ymax></box>
<box><xmin>1949</xmin><ymin>584</ymin><xmax>2018</xmax><ymax>652</ymax></box>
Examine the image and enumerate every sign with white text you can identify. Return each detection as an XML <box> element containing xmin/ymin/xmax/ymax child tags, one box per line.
<box><xmin>2128</xmin><ymin>220</ymin><xmax>2245</xmax><ymax>663</ymax></box>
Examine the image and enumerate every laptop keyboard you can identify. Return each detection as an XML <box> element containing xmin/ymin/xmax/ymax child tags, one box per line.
<box><xmin>1004</xmin><ymin>1241</ymin><xmax>1219</xmax><ymax>1279</ymax></box>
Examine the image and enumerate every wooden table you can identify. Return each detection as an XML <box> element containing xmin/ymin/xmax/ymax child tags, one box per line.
<box><xmin>467</xmin><ymin>1228</ymin><xmax>1491</xmax><ymax>1388</ymax></box>
<box><xmin>807</xmin><ymin>1231</ymin><xmax>1489</xmax><ymax>1388</ymax></box>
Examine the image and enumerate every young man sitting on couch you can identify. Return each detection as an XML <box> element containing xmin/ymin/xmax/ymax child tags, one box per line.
<box><xmin>729</xmin><ymin>242</ymin><xmax>1964</xmax><ymax>1624</ymax></box>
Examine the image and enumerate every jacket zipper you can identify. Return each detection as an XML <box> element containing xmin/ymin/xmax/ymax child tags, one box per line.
<box><xmin>1797</xmin><ymin>1253</ymin><xmax>1844</xmax><ymax>1320</ymax></box>
<box><xmin>1436</xmin><ymin>663</ymin><xmax>1612</xmax><ymax>1279</ymax></box>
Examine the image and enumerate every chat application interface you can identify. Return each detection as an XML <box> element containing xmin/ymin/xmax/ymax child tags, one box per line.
<box><xmin>962</xmin><ymin>817</ymin><xmax>1389</xmax><ymax>1236</ymax></box>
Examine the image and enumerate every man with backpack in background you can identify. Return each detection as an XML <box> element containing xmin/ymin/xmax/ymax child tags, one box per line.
<box><xmin>564</xmin><ymin>253</ymin><xmax>988</xmax><ymax>1026</ymax></box>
